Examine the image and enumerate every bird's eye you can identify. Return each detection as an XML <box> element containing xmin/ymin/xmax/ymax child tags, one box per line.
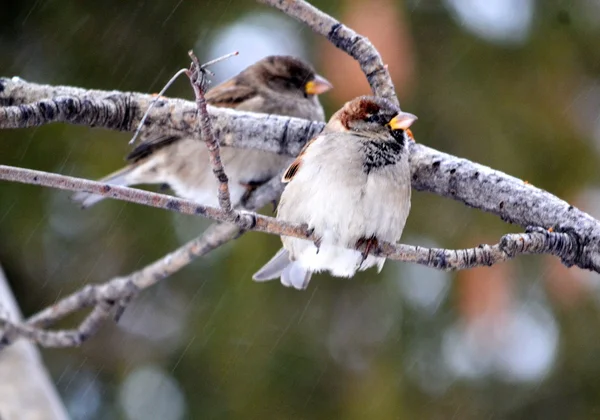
<box><xmin>364</xmin><ymin>113</ymin><xmax>379</xmax><ymax>123</ymax></box>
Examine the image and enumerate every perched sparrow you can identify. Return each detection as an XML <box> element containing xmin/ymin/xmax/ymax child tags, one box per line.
<box><xmin>253</xmin><ymin>96</ymin><xmax>417</xmax><ymax>290</ymax></box>
<box><xmin>72</xmin><ymin>55</ymin><xmax>332</xmax><ymax>208</ymax></box>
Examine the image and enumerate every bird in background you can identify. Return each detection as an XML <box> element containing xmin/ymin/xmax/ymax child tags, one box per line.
<box><xmin>72</xmin><ymin>55</ymin><xmax>332</xmax><ymax>208</ymax></box>
<box><xmin>253</xmin><ymin>96</ymin><xmax>417</xmax><ymax>290</ymax></box>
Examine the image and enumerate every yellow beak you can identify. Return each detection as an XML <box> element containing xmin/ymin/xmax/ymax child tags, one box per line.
<box><xmin>387</xmin><ymin>112</ymin><xmax>418</xmax><ymax>131</ymax></box>
<box><xmin>305</xmin><ymin>74</ymin><xmax>333</xmax><ymax>95</ymax></box>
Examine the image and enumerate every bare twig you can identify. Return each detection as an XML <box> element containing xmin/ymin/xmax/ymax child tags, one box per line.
<box><xmin>0</xmin><ymin>164</ymin><xmax>295</xmax><ymax>236</ymax></box>
<box><xmin>129</xmin><ymin>68</ymin><xmax>189</xmax><ymax>145</ymax></box>
<box><xmin>185</xmin><ymin>50</ymin><xmax>237</xmax><ymax>214</ymax></box>
<box><xmin>0</xmin><ymin>226</ymin><xmax>586</xmax><ymax>348</ymax></box>
<box><xmin>200</xmin><ymin>51</ymin><xmax>240</xmax><ymax>69</ymax></box>
<box><xmin>2</xmin><ymin>164</ymin><xmax>592</xmax><ymax>272</ymax></box>
<box><xmin>2</xmin><ymin>77</ymin><xmax>594</xmax><ymax>257</ymax></box>
<box><xmin>381</xmin><ymin>227</ymin><xmax>584</xmax><ymax>270</ymax></box>
<box><xmin>0</xmin><ymin>223</ymin><xmax>241</xmax><ymax>348</ymax></box>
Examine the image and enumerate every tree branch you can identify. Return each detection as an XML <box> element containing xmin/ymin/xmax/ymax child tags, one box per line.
<box><xmin>256</xmin><ymin>0</ymin><xmax>398</xmax><ymax>106</ymax></box>
<box><xmin>0</xmin><ymin>77</ymin><xmax>324</xmax><ymax>157</ymax></box>
<box><xmin>186</xmin><ymin>50</ymin><xmax>234</xmax><ymax>214</ymax></box>
<box><xmin>0</xmin><ymin>225</ymin><xmax>586</xmax><ymax>348</ymax></box>
<box><xmin>2</xmin><ymin>164</ymin><xmax>593</xmax><ymax>272</ymax></box>
<box><xmin>1</xmin><ymin>81</ymin><xmax>598</xmax><ymax>270</ymax></box>
<box><xmin>1</xmin><ymin>0</ymin><xmax>599</xmax><ymax>350</ymax></box>
<box><xmin>0</xmin><ymin>222</ymin><xmax>242</xmax><ymax>348</ymax></box>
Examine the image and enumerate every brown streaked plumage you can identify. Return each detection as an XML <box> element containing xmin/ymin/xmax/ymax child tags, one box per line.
<box><xmin>72</xmin><ymin>55</ymin><xmax>332</xmax><ymax>209</ymax></box>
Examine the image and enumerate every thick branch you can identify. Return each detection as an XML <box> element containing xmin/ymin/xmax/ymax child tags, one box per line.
<box><xmin>0</xmin><ymin>165</ymin><xmax>594</xmax><ymax>273</ymax></box>
<box><xmin>408</xmin><ymin>144</ymin><xmax>600</xmax><ymax>270</ymax></box>
<box><xmin>257</xmin><ymin>0</ymin><xmax>398</xmax><ymax>105</ymax></box>
<box><xmin>1</xmin><ymin>77</ymin><xmax>599</xmax><ymax>270</ymax></box>
<box><xmin>0</xmin><ymin>77</ymin><xmax>324</xmax><ymax>157</ymax></box>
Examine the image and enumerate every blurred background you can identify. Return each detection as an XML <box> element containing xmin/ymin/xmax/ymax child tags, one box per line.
<box><xmin>2</xmin><ymin>0</ymin><xmax>600</xmax><ymax>418</ymax></box>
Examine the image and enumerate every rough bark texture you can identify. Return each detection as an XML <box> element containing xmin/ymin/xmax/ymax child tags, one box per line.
<box><xmin>1</xmin><ymin>77</ymin><xmax>598</xmax><ymax>272</ymax></box>
<box><xmin>186</xmin><ymin>53</ymin><xmax>234</xmax><ymax>214</ymax></box>
<box><xmin>0</xmin><ymin>77</ymin><xmax>324</xmax><ymax>157</ymax></box>
<box><xmin>1</xmin><ymin>164</ymin><xmax>590</xmax><ymax>272</ymax></box>
<box><xmin>409</xmin><ymin>144</ymin><xmax>599</xmax><ymax>270</ymax></box>
<box><xmin>0</xmin><ymin>265</ymin><xmax>69</xmax><ymax>420</ymax></box>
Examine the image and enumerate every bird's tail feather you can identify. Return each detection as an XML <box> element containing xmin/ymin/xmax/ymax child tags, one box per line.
<box><xmin>253</xmin><ymin>248</ymin><xmax>312</xmax><ymax>290</ymax></box>
<box><xmin>253</xmin><ymin>248</ymin><xmax>290</xmax><ymax>281</ymax></box>
<box><xmin>281</xmin><ymin>262</ymin><xmax>312</xmax><ymax>290</ymax></box>
<box><xmin>71</xmin><ymin>165</ymin><xmax>135</xmax><ymax>209</ymax></box>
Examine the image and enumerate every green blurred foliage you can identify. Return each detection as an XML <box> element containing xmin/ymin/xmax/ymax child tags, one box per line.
<box><xmin>2</xmin><ymin>0</ymin><xmax>600</xmax><ymax>419</ymax></box>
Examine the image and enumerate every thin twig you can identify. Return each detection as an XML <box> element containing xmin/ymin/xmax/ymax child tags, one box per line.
<box><xmin>185</xmin><ymin>50</ymin><xmax>237</xmax><ymax>214</ymax></box>
<box><xmin>0</xmin><ymin>79</ymin><xmax>596</xmax><ymax>271</ymax></box>
<box><xmin>128</xmin><ymin>51</ymin><xmax>239</xmax><ymax>146</ymax></box>
<box><xmin>129</xmin><ymin>68</ymin><xmax>189</xmax><ymax>145</ymax></box>
<box><xmin>0</xmin><ymin>222</ymin><xmax>240</xmax><ymax>348</ymax></box>
<box><xmin>0</xmin><ymin>164</ymin><xmax>290</xmax><ymax>234</ymax></box>
<box><xmin>200</xmin><ymin>50</ymin><xmax>239</xmax><ymax>69</ymax></box>
<box><xmin>0</xmin><ymin>164</ymin><xmax>595</xmax><ymax>272</ymax></box>
<box><xmin>0</xmin><ymin>226</ymin><xmax>586</xmax><ymax>348</ymax></box>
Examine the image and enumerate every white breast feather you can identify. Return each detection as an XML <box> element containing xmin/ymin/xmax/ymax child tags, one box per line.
<box><xmin>278</xmin><ymin>134</ymin><xmax>411</xmax><ymax>278</ymax></box>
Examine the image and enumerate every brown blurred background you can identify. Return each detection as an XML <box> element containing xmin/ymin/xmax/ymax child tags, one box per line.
<box><xmin>2</xmin><ymin>0</ymin><xmax>600</xmax><ymax>418</ymax></box>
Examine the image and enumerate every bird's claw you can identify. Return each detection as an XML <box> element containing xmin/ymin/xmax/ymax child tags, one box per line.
<box><xmin>301</xmin><ymin>225</ymin><xmax>321</xmax><ymax>254</ymax></box>
<box><xmin>356</xmin><ymin>236</ymin><xmax>380</xmax><ymax>269</ymax></box>
<box><xmin>314</xmin><ymin>236</ymin><xmax>322</xmax><ymax>254</ymax></box>
<box><xmin>239</xmin><ymin>180</ymin><xmax>266</xmax><ymax>206</ymax></box>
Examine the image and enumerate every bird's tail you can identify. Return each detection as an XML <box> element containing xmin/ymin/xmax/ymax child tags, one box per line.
<box><xmin>253</xmin><ymin>248</ymin><xmax>312</xmax><ymax>290</ymax></box>
<box><xmin>71</xmin><ymin>165</ymin><xmax>135</xmax><ymax>209</ymax></box>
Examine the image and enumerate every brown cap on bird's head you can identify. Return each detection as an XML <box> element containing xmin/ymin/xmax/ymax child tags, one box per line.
<box><xmin>245</xmin><ymin>55</ymin><xmax>333</xmax><ymax>97</ymax></box>
<box><xmin>333</xmin><ymin>95</ymin><xmax>417</xmax><ymax>138</ymax></box>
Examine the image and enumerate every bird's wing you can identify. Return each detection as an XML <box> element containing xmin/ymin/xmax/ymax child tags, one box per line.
<box><xmin>127</xmin><ymin>79</ymin><xmax>257</xmax><ymax>162</ymax></box>
<box><xmin>205</xmin><ymin>78</ymin><xmax>257</xmax><ymax>109</ymax></box>
<box><xmin>281</xmin><ymin>135</ymin><xmax>322</xmax><ymax>183</ymax></box>
<box><xmin>126</xmin><ymin>134</ymin><xmax>179</xmax><ymax>162</ymax></box>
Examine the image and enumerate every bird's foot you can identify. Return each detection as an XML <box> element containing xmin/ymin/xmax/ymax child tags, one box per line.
<box><xmin>303</xmin><ymin>225</ymin><xmax>322</xmax><ymax>254</ymax></box>
<box><xmin>239</xmin><ymin>180</ymin><xmax>267</xmax><ymax>206</ymax></box>
<box><xmin>314</xmin><ymin>236</ymin><xmax>322</xmax><ymax>254</ymax></box>
<box><xmin>356</xmin><ymin>236</ymin><xmax>380</xmax><ymax>269</ymax></box>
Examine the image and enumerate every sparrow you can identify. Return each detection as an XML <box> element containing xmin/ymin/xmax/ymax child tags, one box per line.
<box><xmin>72</xmin><ymin>55</ymin><xmax>332</xmax><ymax>208</ymax></box>
<box><xmin>252</xmin><ymin>96</ymin><xmax>417</xmax><ymax>290</ymax></box>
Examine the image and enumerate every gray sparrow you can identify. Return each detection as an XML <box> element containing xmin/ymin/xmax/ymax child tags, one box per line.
<box><xmin>73</xmin><ymin>55</ymin><xmax>332</xmax><ymax>208</ymax></box>
<box><xmin>253</xmin><ymin>96</ymin><xmax>417</xmax><ymax>290</ymax></box>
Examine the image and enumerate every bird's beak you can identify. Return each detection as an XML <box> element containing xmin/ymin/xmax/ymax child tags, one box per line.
<box><xmin>305</xmin><ymin>74</ymin><xmax>333</xmax><ymax>95</ymax></box>
<box><xmin>387</xmin><ymin>112</ymin><xmax>418</xmax><ymax>131</ymax></box>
